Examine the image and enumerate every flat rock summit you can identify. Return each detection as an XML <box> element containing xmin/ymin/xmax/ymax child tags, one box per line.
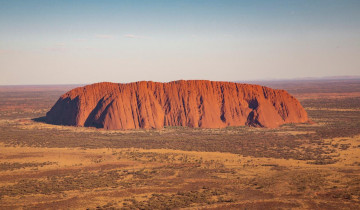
<box><xmin>46</xmin><ymin>80</ymin><xmax>309</xmax><ymax>129</ymax></box>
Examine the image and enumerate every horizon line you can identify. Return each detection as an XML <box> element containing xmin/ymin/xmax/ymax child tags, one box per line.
<box><xmin>1</xmin><ymin>75</ymin><xmax>360</xmax><ymax>87</ymax></box>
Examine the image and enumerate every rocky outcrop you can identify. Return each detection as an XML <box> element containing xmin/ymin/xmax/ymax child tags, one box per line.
<box><xmin>46</xmin><ymin>80</ymin><xmax>309</xmax><ymax>129</ymax></box>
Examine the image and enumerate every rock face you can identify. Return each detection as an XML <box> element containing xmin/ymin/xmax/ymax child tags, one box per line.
<box><xmin>46</xmin><ymin>80</ymin><xmax>309</xmax><ymax>129</ymax></box>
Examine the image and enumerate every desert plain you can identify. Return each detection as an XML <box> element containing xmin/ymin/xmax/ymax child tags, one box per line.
<box><xmin>0</xmin><ymin>79</ymin><xmax>359</xmax><ymax>209</ymax></box>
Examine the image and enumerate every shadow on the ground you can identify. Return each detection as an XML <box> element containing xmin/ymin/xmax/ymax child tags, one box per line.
<box><xmin>32</xmin><ymin>116</ymin><xmax>47</xmax><ymax>123</ymax></box>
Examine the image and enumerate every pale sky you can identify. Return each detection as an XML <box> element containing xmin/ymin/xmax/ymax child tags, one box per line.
<box><xmin>0</xmin><ymin>0</ymin><xmax>359</xmax><ymax>85</ymax></box>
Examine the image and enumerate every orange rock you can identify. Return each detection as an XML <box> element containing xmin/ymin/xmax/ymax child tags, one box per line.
<box><xmin>46</xmin><ymin>80</ymin><xmax>309</xmax><ymax>129</ymax></box>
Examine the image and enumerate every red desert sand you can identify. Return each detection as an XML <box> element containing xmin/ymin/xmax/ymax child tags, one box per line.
<box><xmin>46</xmin><ymin>80</ymin><xmax>309</xmax><ymax>129</ymax></box>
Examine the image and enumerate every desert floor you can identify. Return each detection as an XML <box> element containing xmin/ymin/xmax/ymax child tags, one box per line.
<box><xmin>0</xmin><ymin>80</ymin><xmax>359</xmax><ymax>209</ymax></box>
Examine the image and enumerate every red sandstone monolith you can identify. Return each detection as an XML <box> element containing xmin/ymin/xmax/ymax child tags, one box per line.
<box><xmin>46</xmin><ymin>80</ymin><xmax>309</xmax><ymax>129</ymax></box>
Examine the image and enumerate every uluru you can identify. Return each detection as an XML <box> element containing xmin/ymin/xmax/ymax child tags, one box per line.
<box><xmin>46</xmin><ymin>80</ymin><xmax>309</xmax><ymax>129</ymax></box>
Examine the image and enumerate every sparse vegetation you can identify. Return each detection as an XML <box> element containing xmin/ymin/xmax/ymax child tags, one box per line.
<box><xmin>0</xmin><ymin>81</ymin><xmax>359</xmax><ymax>209</ymax></box>
<box><xmin>0</xmin><ymin>161</ymin><xmax>56</xmax><ymax>171</ymax></box>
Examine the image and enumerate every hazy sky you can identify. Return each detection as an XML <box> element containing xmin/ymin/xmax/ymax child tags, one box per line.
<box><xmin>0</xmin><ymin>0</ymin><xmax>359</xmax><ymax>85</ymax></box>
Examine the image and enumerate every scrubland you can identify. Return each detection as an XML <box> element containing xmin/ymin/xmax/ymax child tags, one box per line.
<box><xmin>0</xmin><ymin>80</ymin><xmax>359</xmax><ymax>209</ymax></box>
